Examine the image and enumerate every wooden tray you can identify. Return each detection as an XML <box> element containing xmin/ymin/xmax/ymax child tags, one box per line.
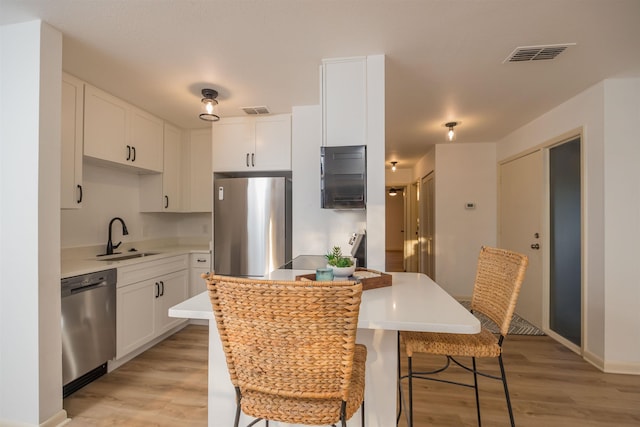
<box><xmin>295</xmin><ymin>268</ymin><xmax>392</xmax><ymax>291</ymax></box>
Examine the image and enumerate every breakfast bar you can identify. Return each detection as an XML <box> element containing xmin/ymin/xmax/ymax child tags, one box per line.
<box><xmin>169</xmin><ymin>271</ymin><xmax>480</xmax><ymax>427</ymax></box>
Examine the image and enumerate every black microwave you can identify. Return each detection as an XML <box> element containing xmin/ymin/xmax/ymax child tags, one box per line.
<box><xmin>320</xmin><ymin>145</ymin><xmax>366</xmax><ymax>209</ymax></box>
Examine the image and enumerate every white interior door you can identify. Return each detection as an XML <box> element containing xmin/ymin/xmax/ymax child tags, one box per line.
<box><xmin>499</xmin><ymin>151</ymin><xmax>543</xmax><ymax>328</ymax></box>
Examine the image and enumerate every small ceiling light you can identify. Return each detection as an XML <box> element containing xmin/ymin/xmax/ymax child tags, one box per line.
<box><xmin>445</xmin><ymin>121</ymin><xmax>459</xmax><ymax>141</ymax></box>
<box><xmin>199</xmin><ymin>88</ymin><xmax>220</xmax><ymax>122</ymax></box>
<box><xmin>391</xmin><ymin>161</ymin><xmax>397</xmax><ymax>172</ymax></box>
<box><xmin>388</xmin><ymin>188</ymin><xmax>398</xmax><ymax>196</ymax></box>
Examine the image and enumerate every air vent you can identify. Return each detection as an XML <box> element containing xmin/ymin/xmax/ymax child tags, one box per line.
<box><xmin>504</xmin><ymin>43</ymin><xmax>575</xmax><ymax>63</ymax></box>
<box><xmin>241</xmin><ymin>106</ymin><xmax>270</xmax><ymax>115</ymax></box>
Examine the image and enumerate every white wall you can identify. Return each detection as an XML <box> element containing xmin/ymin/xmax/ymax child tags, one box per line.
<box><xmin>61</xmin><ymin>163</ymin><xmax>181</xmax><ymax>249</ymax></box>
<box><xmin>496</xmin><ymin>81</ymin><xmax>616</xmax><ymax>369</ymax></box>
<box><xmin>0</xmin><ymin>20</ymin><xmax>66</xmax><ymax>426</ymax></box>
<box><xmin>61</xmin><ymin>162</ymin><xmax>211</xmax><ymax>251</ymax></box>
<box><xmin>434</xmin><ymin>143</ymin><xmax>497</xmax><ymax>297</ymax></box>
<box><xmin>602</xmin><ymin>78</ymin><xmax>640</xmax><ymax>372</ymax></box>
<box><xmin>291</xmin><ymin>105</ymin><xmax>366</xmax><ymax>258</ymax></box>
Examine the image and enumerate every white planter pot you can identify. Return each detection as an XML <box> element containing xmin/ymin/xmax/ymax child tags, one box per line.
<box><xmin>328</xmin><ymin>259</ymin><xmax>356</xmax><ymax>278</ymax></box>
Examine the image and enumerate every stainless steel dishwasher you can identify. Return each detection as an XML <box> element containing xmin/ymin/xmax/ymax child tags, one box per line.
<box><xmin>61</xmin><ymin>268</ymin><xmax>116</xmax><ymax>397</ymax></box>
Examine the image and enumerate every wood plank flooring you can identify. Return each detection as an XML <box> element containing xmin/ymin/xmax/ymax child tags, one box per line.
<box><xmin>64</xmin><ymin>325</ymin><xmax>640</xmax><ymax>426</ymax></box>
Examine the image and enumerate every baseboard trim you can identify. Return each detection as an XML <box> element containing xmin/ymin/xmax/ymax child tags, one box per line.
<box><xmin>583</xmin><ymin>349</ymin><xmax>605</xmax><ymax>371</ymax></box>
<box><xmin>0</xmin><ymin>410</ymin><xmax>69</xmax><ymax>427</ymax></box>
<box><xmin>603</xmin><ymin>359</ymin><xmax>640</xmax><ymax>375</ymax></box>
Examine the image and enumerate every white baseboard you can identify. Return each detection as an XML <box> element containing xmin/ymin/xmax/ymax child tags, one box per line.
<box><xmin>583</xmin><ymin>349</ymin><xmax>605</xmax><ymax>371</ymax></box>
<box><xmin>603</xmin><ymin>359</ymin><xmax>640</xmax><ymax>375</ymax></box>
<box><xmin>0</xmin><ymin>410</ymin><xmax>69</xmax><ymax>427</ymax></box>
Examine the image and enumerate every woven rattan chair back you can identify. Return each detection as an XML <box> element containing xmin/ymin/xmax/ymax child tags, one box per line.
<box><xmin>206</xmin><ymin>274</ymin><xmax>363</xmax><ymax>404</ymax></box>
<box><xmin>470</xmin><ymin>246</ymin><xmax>529</xmax><ymax>337</ymax></box>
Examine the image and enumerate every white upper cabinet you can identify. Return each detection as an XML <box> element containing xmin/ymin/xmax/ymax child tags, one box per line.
<box><xmin>212</xmin><ymin>114</ymin><xmax>291</xmax><ymax>172</ymax></box>
<box><xmin>321</xmin><ymin>57</ymin><xmax>367</xmax><ymax>147</ymax></box>
<box><xmin>84</xmin><ymin>84</ymin><xmax>163</xmax><ymax>173</ymax></box>
<box><xmin>61</xmin><ymin>72</ymin><xmax>84</xmax><ymax>209</ymax></box>
<box><xmin>139</xmin><ymin>123</ymin><xmax>182</xmax><ymax>212</ymax></box>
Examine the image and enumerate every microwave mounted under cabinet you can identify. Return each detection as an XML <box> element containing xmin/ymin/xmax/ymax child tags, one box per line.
<box><xmin>320</xmin><ymin>145</ymin><xmax>366</xmax><ymax>209</ymax></box>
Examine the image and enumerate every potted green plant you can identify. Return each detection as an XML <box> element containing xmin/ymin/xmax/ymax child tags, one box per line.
<box><xmin>326</xmin><ymin>246</ymin><xmax>356</xmax><ymax>277</ymax></box>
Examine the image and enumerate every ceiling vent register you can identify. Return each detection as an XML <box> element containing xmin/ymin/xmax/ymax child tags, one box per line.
<box><xmin>504</xmin><ymin>43</ymin><xmax>575</xmax><ymax>63</ymax></box>
<box><xmin>241</xmin><ymin>106</ymin><xmax>270</xmax><ymax>115</ymax></box>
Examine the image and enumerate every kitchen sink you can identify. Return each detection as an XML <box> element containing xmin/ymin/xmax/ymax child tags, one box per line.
<box><xmin>96</xmin><ymin>252</ymin><xmax>160</xmax><ymax>261</ymax></box>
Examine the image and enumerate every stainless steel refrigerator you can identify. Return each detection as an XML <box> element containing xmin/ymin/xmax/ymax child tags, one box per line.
<box><xmin>214</xmin><ymin>176</ymin><xmax>291</xmax><ymax>277</ymax></box>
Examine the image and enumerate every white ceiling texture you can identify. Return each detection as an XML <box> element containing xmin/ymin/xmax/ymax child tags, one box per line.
<box><xmin>2</xmin><ymin>0</ymin><xmax>640</xmax><ymax>167</ymax></box>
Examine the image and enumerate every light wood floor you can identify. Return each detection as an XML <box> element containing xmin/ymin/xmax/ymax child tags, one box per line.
<box><xmin>64</xmin><ymin>325</ymin><xmax>640</xmax><ymax>426</ymax></box>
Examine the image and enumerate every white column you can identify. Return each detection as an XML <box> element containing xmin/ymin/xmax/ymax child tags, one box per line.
<box><xmin>0</xmin><ymin>20</ymin><xmax>65</xmax><ymax>425</ymax></box>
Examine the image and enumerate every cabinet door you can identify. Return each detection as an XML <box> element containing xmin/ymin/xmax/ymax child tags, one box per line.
<box><xmin>84</xmin><ymin>84</ymin><xmax>130</xmax><ymax>166</ymax></box>
<box><xmin>187</xmin><ymin>128</ymin><xmax>213</xmax><ymax>212</ymax></box>
<box><xmin>211</xmin><ymin>118</ymin><xmax>254</xmax><ymax>171</ymax></box>
<box><xmin>322</xmin><ymin>57</ymin><xmax>367</xmax><ymax>147</ymax></box>
<box><xmin>116</xmin><ymin>279</ymin><xmax>156</xmax><ymax>359</ymax></box>
<box><xmin>129</xmin><ymin>107</ymin><xmax>164</xmax><ymax>172</ymax></box>
<box><xmin>61</xmin><ymin>73</ymin><xmax>84</xmax><ymax>209</ymax></box>
<box><xmin>254</xmin><ymin>114</ymin><xmax>291</xmax><ymax>171</ymax></box>
<box><xmin>138</xmin><ymin>123</ymin><xmax>182</xmax><ymax>212</ymax></box>
<box><xmin>190</xmin><ymin>253</ymin><xmax>211</xmax><ymax>297</ymax></box>
<box><xmin>162</xmin><ymin>123</ymin><xmax>181</xmax><ymax>211</ymax></box>
<box><xmin>155</xmin><ymin>269</ymin><xmax>189</xmax><ymax>335</ymax></box>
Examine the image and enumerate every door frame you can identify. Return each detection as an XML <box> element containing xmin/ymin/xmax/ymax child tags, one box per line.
<box><xmin>498</xmin><ymin>127</ymin><xmax>585</xmax><ymax>355</ymax></box>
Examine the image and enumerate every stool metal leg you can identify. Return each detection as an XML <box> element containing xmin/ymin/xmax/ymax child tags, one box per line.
<box><xmin>408</xmin><ymin>356</ymin><xmax>414</xmax><ymax>427</ymax></box>
<box><xmin>472</xmin><ymin>357</ymin><xmax>481</xmax><ymax>426</ymax></box>
<box><xmin>499</xmin><ymin>354</ymin><xmax>515</xmax><ymax>427</ymax></box>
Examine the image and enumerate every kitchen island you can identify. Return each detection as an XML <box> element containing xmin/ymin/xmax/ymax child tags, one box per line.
<box><xmin>169</xmin><ymin>270</ymin><xmax>480</xmax><ymax>427</ymax></box>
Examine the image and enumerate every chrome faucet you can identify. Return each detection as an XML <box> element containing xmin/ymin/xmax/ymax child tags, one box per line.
<box><xmin>106</xmin><ymin>217</ymin><xmax>129</xmax><ymax>255</ymax></box>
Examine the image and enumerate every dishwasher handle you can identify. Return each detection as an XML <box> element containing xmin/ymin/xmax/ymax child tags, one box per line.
<box><xmin>68</xmin><ymin>280</ymin><xmax>108</xmax><ymax>295</ymax></box>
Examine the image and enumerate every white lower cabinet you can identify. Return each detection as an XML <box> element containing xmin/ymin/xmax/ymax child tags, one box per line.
<box><xmin>116</xmin><ymin>255</ymin><xmax>188</xmax><ymax>359</ymax></box>
<box><xmin>189</xmin><ymin>253</ymin><xmax>211</xmax><ymax>297</ymax></box>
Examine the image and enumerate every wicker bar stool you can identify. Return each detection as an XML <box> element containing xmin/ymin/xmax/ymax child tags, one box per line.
<box><xmin>398</xmin><ymin>246</ymin><xmax>528</xmax><ymax>427</ymax></box>
<box><xmin>204</xmin><ymin>274</ymin><xmax>366</xmax><ymax>427</ymax></box>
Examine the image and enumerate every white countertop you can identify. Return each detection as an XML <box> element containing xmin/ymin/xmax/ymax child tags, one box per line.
<box><xmin>61</xmin><ymin>244</ymin><xmax>210</xmax><ymax>278</ymax></box>
<box><xmin>170</xmin><ymin>270</ymin><xmax>480</xmax><ymax>333</ymax></box>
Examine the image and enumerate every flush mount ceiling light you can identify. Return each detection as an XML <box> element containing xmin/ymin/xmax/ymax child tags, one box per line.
<box><xmin>445</xmin><ymin>121</ymin><xmax>459</xmax><ymax>142</ymax></box>
<box><xmin>391</xmin><ymin>161</ymin><xmax>397</xmax><ymax>172</ymax></box>
<box><xmin>388</xmin><ymin>188</ymin><xmax>398</xmax><ymax>197</ymax></box>
<box><xmin>199</xmin><ymin>88</ymin><xmax>220</xmax><ymax>122</ymax></box>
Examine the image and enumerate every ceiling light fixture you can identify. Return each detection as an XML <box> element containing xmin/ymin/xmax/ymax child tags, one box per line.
<box><xmin>199</xmin><ymin>88</ymin><xmax>220</xmax><ymax>122</ymax></box>
<box><xmin>445</xmin><ymin>121</ymin><xmax>458</xmax><ymax>141</ymax></box>
<box><xmin>388</xmin><ymin>188</ymin><xmax>398</xmax><ymax>197</ymax></box>
<box><xmin>391</xmin><ymin>161</ymin><xmax>397</xmax><ymax>172</ymax></box>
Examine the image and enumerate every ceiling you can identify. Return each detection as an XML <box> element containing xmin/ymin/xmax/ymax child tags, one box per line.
<box><xmin>3</xmin><ymin>0</ymin><xmax>640</xmax><ymax>168</ymax></box>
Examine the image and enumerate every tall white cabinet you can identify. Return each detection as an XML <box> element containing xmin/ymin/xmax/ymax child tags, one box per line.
<box><xmin>321</xmin><ymin>57</ymin><xmax>367</xmax><ymax>147</ymax></box>
<box><xmin>139</xmin><ymin>123</ymin><xmax>182</xmax><ymax>212</ymax></box>
<box><xmin>61</xmin><ymin>72</ymin><xmax>84</xmax><ymax>209</ymax></box>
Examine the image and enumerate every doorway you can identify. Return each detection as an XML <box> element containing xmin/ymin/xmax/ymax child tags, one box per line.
<box><xmin>499</xmin><ymin>135</ymin><xmax>583</xmax><ymax>350</ymax></box>
<box><xmin>385</xmin><ymin>186</ymin><xmax>406</xmax><ymax>271</ymax></box>
<box><xmin>419</xmin><ymin>172</ymin><xmax>435</xmax><ymax>279</ymax></box>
